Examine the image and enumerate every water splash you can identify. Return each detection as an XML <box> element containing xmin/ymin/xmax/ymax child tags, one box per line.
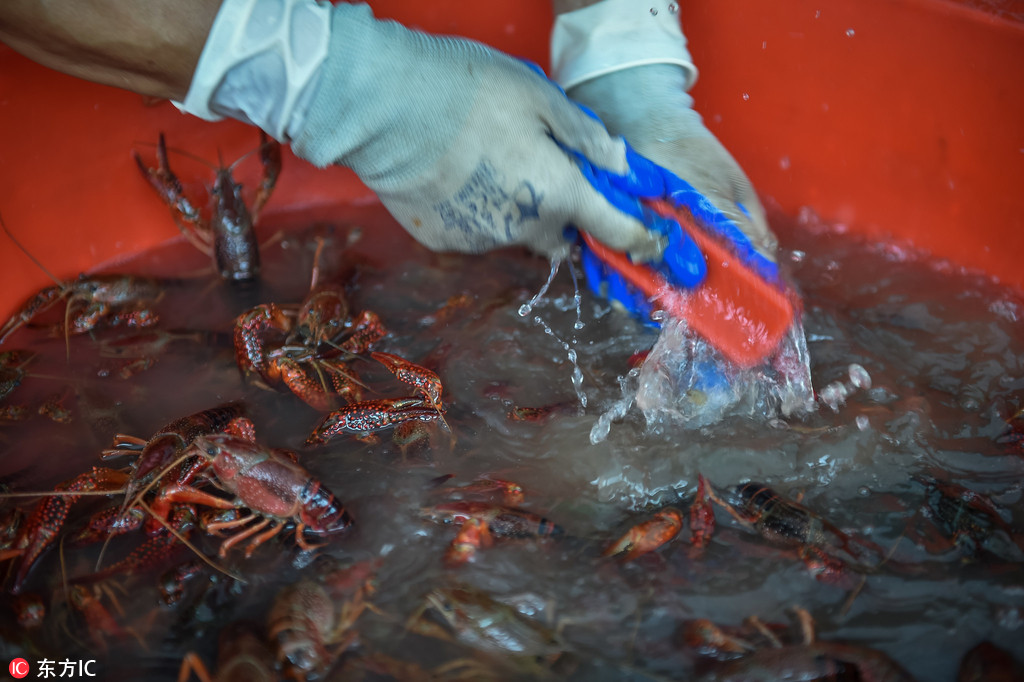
<box><xmin>566</xmin><ymin>258</ymin><xmax>585</xmax><ymax>331</ymax></box>
<box><xmin>590</xmin><ymin>371</ymin><xmax>637</xmax><ymax>444</ymax></box>
<box><xmin>520</xmin><ymin>257</ymin><xmax>587</xmax><ymax>409</ymax></box>
<box><xmin>820</xmin><ymin>362</ymin><xmax>873</xmax><ymax>412</ymax></box>
<box><xmin>591</xmin><ymin>315</ymin><xmax>816</xmax><ymax>441</ymax></box>
<box><xmin>532</xmin><ymin>315</ymin><xmax>587</xmax><ymax>409</ymax></box>
<box><xmin>518</xmin><ymin>259</ymin><xmax>560</xmax><ymax>319</ymax></box>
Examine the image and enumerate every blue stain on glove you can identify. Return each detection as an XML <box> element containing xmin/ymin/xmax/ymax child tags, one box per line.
<box><xmin>574</xmin><ymin>144</ymin><xmax>783</xmax><ymax>313</ymax></box>
<box><xmin>662</xmin><ymin>174</ymin><xmax>780</xmax><ymax>283</ymax></box>
<box><xmin>522</xmin><ymin>59</ymin><xmax>778</xmax><ymax>317</ymax></box>
<box><xmin>578</xmin><ymin>233</ymin><xmax>656</xmax><ymax>324</ymax></box>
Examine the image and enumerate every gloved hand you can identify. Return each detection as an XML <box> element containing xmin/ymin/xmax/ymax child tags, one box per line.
<box><xmin>570</xmin><ymin>67</ymin><xmax>778</xmax><ymax>260</ymax></box>
<box><xmin>177</xmin><ymin>0</ymin><xmax>680</xmax><ymax>263</ymax></box>
<box><xmin>551</xmin><ymin>0</ymin><xmax>780</xmax><ymax>316</ymax></box>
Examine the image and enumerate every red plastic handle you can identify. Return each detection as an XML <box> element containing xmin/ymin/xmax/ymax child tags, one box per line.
<box><xmin>582</xmin><ymin>200</ymin><xmax>796</xmax><ymax>368</ymax></box>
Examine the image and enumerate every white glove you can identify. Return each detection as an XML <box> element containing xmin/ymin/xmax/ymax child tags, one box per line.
<box><xmin>551</xmin><ymin>0</ymin><xmax>777</xmax><ymax>258</ymax></box>
<box><xmin>178</xmin><ymin>0</ymin><xmax>664</xmax><ymax>261</ymax></box>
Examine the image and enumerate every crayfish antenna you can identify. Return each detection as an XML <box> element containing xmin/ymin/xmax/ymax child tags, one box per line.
<box><xmin>93</xmin><ymin>529</ymin><xmax>116</xmax><ymax>576</ymax></box>
<box><xmin>0</xmin><ymin>489</ymin><xmax>128</xmax><ymax>500</ymax></box>
<box><xmin>63</xmin><ymin>296</ymin><xmax>74</xmax><ymax>362</ymax></box>
<box><xmin>96</xmin><ymin>448</ymin><xmax>200</xmax><ymax>572</ymax></box>
<box><xmin>136</xmin><ymin>499</ymin><xmax>245</xmax><ymax>584</ymax></box>
<box><xmin>839</xmin><ymin>529</ymin><xmax>905</xmax><ymax>618</ymax></box>
<box><xmin>133</xmin><ymin>137</ymin><xmax>218</xmax><ymax>171</ymax></box>
<box><xmin>56</xmin><ymin>539</ymin><xmax>91</xmax><ymax>654</ymax></box>
<box><xmin>59</xmin><ymin>534</ymin><xmax>70</xmax><ymax>611</ymax></box>
<box><xmin>321</xmin><ymin>361</ymin><xmax>370</xmax><ymax>391</ymax></box>
<box><xmin>0</xmin><ymin>212</ymin><xmax>73</xmax><ymax>353</ymax></box>
<box><xmin>118</xmin><ymin>448</ymin><xmax>197</xmax><ymax>518</ymax></box>
<box><xmin>0</xmin><ymin>212</ymin><xmax>68</xmax><ymax>292</ymax></box>
<box><xmin>309</xmin><ymin>236</ymin><xmax>326</xmax><ymax>290</ymax></box>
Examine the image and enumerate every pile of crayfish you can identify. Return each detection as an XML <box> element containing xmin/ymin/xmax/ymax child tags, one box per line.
<box><xmin>0</xmin><ymin>135</ymin><xmax>459</xmax><ymax>676</ymax></box>
<box><xmin>2</xmin><ymin>132</ymin><xmax>1023</xmax><ymax>681</ymax></box>
<box><xmin>231</xmin><ymin>242</ymin><xmax>448</xmax><ymax>446</ymax></box>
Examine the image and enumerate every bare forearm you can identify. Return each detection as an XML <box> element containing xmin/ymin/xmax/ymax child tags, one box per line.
<box><xmin>0</xmin><ymin>0</ymin><xmax>221</xmax><ymax>100</ymax></box>
<box><xmin>551</xmin><ymin>0</ymin><xmax>605</xmax><ymax>14</ymax></box>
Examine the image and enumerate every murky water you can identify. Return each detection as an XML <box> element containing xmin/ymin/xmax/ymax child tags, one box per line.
<box><xmin>0</xmin><ymin>203</ymin><xmax>1022</xmax><ymax>680</ymax></box>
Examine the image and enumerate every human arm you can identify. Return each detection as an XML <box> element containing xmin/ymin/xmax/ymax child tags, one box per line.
<box><xmin>0</xmin><ymin>0</ymin><xmax>217</xmax><ymax>100</ymax></box>
<box><xmin>1</xmin><ymin>0</ymin><xmax>683</xmax><ymax>266</ymax></box>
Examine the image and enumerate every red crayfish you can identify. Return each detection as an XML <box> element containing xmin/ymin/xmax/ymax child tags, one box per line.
<box><xmin>3</xmin><ymin>407</ymin><xmax>351</xmax><ymax>595</ymax></box>
<box><xmin>135</xmin><ymin>132</ymin><xmax>281</xmax><ymax>282</ymax></box>
<box><xmin>600</xmin><ymin>475</ymin><xmax>715</xmax><ymax>562</ymax></box>
<box><xmin>422</xmin><ymin>499</ymin><xmax>563</xmax><ymax>567</ymax></box>
<box><xmin>163</xmin><ymin>428</ymin><xmax>353</xmax><ymax>558</ymax></box>
<box><xmin>268</xmin><ymin>559</ymin><xmax>378</xmax><ymax>681</ymax></box>
<box><xmin>233</xmin><ymin>266</ymin><xmax>388</xmax><ymax>411</ymax></box>
<box><xmin>686</xmin><ymin>607</ymin><xmax>917</xmax><ymax>681</ymax></box>
<box><xmin>911</xmin><ymin>474</ymin><xmax>1024</xmax><ymax>561</ymax></box>
<box><xmin>696</xmin><ymin>477</ymin><xmax>886</xmax><ymax>586</ymax></box>
<box><xmin>0</xmin><ymin>273</ymin><xmax>163</xmax><ymax>348</ymax></box>
<box><xmin>306</xmin><ymin>397</ymin><xmax>443</xmax><ymax>446</ymax></box>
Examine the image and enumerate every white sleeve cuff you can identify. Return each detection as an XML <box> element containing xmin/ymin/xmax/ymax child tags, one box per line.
<box><xmin>550</xmin><ymin>0</ymin><xmax>698</xmax><ymax>92</ymax></box>
<box><xmin>174</xmin><ymin>0</ymin><xmax>331</xmax><ymax>142</ymax></box>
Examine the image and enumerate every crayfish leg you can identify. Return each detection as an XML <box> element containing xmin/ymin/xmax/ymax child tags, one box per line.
<box><xmin>0</xmin><ymin>286</ymin><xmax>65</xmax><ymax>344</ymax></box>
<box><xmin>251</xmin><ymin>132</ymin><xmax>282</xmax><ymax>223</ymax></box>
<box><xmin>177</xmin><ymin>652</ymin><xmax>215</xmax><ymax>682</ymax></box>
<box><xmin>134</xmin><ymin>134</ymin><xmax>209</xmax><ymax>255</ymax></box>
<box><xmin>218</xmin><ymin>517</ymin><xmax>273</xmax><ymax>559</ymax></box>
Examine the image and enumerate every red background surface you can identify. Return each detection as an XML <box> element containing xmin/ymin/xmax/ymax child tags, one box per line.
<box><xmin>0</xmin><ymin>0</ymin><xmax>1022</xmax><ymax>320</ymax></box>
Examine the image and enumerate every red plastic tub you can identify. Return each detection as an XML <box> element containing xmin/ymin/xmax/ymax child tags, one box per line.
<box><xmin>1</xmin><ymin>0</ymin><xmax>1022</xmax><ymax>317</ymax></box>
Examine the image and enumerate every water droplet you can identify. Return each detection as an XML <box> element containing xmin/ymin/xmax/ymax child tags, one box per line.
<box><xmin>959</xmin><ymin>393</ymin><xmax>981</xmax><ymax>412</ymax></box>
<box><xmin>997</xmin><ymin>606</ymin><xmax>1023</xmax><ymax>630</ymax></box>
<box><xmin>858</xmin><ymin>486</ymin><xmax>871</xmax><ymax>497</ymax></box>
<box><xmin>590</xmin><ymin>413</ymin><xmax>612</xmax><ymax>443</ymax></box>
<box><xmin>846</xmin><ymin>28</ymin><xmax>855</xmax><ymax>36</ymax></box>
<box><xmin>567</xmin><ymin>256</ymin><xmax>585</xmax><ymax>331</ymax></box>
<box><xmin>855</xmin><ymin>414</ymin><xmax>870</xmax><ymax>431</ymax></box>
<box><xmin>790</xmin><ymin>250</ymin><xmax>806</xmax><ymax>263</ymax></box>
<box><xmin>989</xmin><ymin>299</ymin><xmax>1021</xmax><ymax>322</ymax></box>
<box><xmin>818</xmin><ymin>381</ymin><xmax>849</xmax><ymax>412</ymax></box>
<box><xmin>779</xmin><ymin>155</ymin><xmax>791</xmax><ymax>170</ymax></box>
<box><xmin>742</xmin><ymin>92</ymin><xmax>750</xmax><ymax>101</ymax></box>
<box><xmin>529</xmin><ymin>313</ymin><xmax>587</xmax><ymax>409</ymax></box>
<box><xmin>848</xmin><ymin>363</ymin><xmax>872</xmax><ymax>390</ymax></box>
<box><xmin>591</xmin><ymin>391</ymin><xmax>632</xmax><ymax>444</ymax></box>
<box><xmin>650</xmin><ymin>7</ymin><xmax>658</xmax><ymax>15</ymax></box>
<box><xmin>668</xmin><ymin>3</ymin><xmax>678</xmax><ymax>13</ymax></box>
